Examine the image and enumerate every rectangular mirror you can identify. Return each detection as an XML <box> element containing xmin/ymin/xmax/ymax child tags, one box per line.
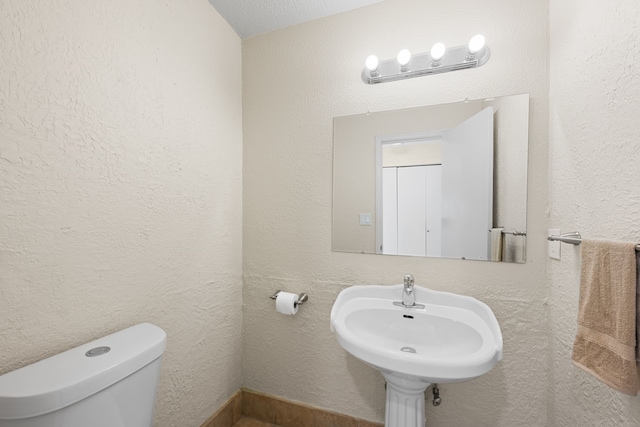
<box><xmin>332</xmin><ymin>94</ymin><xmax>529</xmax><ymax>263</ymax></box>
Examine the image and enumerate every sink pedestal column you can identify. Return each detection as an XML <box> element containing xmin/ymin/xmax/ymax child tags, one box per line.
<box><xmin>382</xmin><ymin>372</ymin><xmax>429</xmax><ymax>427</ymax></box>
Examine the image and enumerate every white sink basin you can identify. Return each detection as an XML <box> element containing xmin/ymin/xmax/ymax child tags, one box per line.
<box><xmin>330</xmin><ymin>284</ymin><xmax>503</xmax><ymax>383</ymax></box>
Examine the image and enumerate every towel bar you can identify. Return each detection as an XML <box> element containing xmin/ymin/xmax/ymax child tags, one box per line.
<box><xmin>547</xmin><ymin>232</ymin><xmax>640</xmax><ymax>251</ymax></box>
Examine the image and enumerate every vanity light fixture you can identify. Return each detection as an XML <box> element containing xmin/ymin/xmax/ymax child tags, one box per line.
<box><xmin>362</xmin><ymin>34</ymin><xmax>490</xmax><ymax>84</ymax></box>
<box><xmin>430</xmin><ymin>42</ymin><xmax>446</xmax><ymax>66</ymax></box>
<box><xmin>365</xmin><ymin>54</ymin><xmax>380</xmax><ymax>77</ymax></box>
<box><xmin>467</xmin><ymin>34</ymin><xmax>486</xmax><ymax>58</ymax></box>
<box><xmin>397</xmin><ymin>49</ymin><xmax>412</xmax><ymax>71</ymax></box>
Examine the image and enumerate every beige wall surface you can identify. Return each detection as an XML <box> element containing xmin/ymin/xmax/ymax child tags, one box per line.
<box><xmin>243</xmin><ymin>0</ymin><xmax>549</xmax><ymax>425</ymax></box>
<box><xmin>485</xmin><ymin>95</ymin><xmax>529</xmax><ymax>233</ymax></box>
<box><xmin>0</xmin><ymin>1</ymin><xmax>243</xmax><ymax>426</ymax></box>
<box><xmin>382</xmin><ymin>143</ymin><xmax>443</xmax><ymax>168</ymax></box>
<box><xmin>486</xmin><ymin>95</ymin><xmax>529</xmax><ymax>262</ymax></box>
<box><xmin>549</xmin><ymin>0</ymin><xmax>640</xmax><ymax>425</ymax></box>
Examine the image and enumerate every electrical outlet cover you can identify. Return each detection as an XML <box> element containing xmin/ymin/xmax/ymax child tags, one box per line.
<box><xmin>548</xmin><ymin>229</ymin><xmax>561</xmax><ymax>260</ymax></box>
<box><xmin>359</xmin><ymin>213</ymin><xmax>372</xmax><ymax>226</ymax></box>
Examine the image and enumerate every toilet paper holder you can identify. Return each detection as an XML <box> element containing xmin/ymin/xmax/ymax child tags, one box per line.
<box><xmin>270</xmin><ymin>290</ymin><xmax>309</xmax><ymax>307</ymax></box>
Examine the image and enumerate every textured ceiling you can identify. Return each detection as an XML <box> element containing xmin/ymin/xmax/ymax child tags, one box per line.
<box><xmin>207</xmin><ymin>0</ymin><xmax>384</xmax><ymax>39</ymax></box>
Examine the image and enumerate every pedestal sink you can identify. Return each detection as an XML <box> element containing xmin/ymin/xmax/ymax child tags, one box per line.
<box><xmin>330</xmin><ymin>283</ymin><xmax>503</xmax><ymax>427</ymax></box>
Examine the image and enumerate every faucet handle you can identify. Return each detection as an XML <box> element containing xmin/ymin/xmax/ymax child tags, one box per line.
<box><xmin>404</xmin><ymin>274</ymin><xmax>414</xmax><ymax>288</ymax></box>
<box><xmin>402</xmin><ymin>274</ymin><xmax>416</xmax><ymax>307</ymax></box>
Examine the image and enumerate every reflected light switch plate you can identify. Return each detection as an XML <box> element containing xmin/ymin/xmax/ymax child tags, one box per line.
<box><xmin>359</xmin><ymin>213</ymin><xmax>372</xmax><ymax>226</ymax></box>
<box><xmin>548</xmin><ymin>229</ymin><xmax>561</xmax><ymax>260</ymax></box>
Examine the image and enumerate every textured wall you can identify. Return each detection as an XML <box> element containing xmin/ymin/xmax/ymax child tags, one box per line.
<box><xmin>243</xmin><ymin>0</ymin><xmax>549</xmax><ymax>425</ymax></box>
<box><xmin>0</xmin><ymin>1</ymin><xmax>243</xmax><ymax>426</ymax></box>
<box><xmin>548</xmin><ymin>1</ymin><xmax>640</xmax><ymax>425</ymax></box>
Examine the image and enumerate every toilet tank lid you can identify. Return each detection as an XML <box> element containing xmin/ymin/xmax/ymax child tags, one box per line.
<box><xmin>0</xmin><ymin>323</ymin><xmax>166</xmax><ymax>420</ymax></box>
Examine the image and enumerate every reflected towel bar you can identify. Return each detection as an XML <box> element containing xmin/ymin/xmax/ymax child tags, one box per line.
<box><xmin>547</xmin><ymin>232</ymin><xmax>640</xmax><ymax>251</ymax></box>
<box><xmin>502</xmin><ymin>230</ymin><xmax>527</xmax><ymax>236</ymax></box>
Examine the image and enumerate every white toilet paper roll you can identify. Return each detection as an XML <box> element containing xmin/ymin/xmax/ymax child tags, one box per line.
<box><xmin>275</xmin><ymin>291</ymin><xmax>299</xmax><ymax>315</ymax></box>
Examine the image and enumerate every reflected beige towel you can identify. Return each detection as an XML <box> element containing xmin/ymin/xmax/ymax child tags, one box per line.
<box><xmin>490</xmin><ymin>228</ymin><xmax>504</xmax><ymax>261</ymax></box>
<box><xmin>572</xmin><ymin>239</ymin><xmax>639</xmax><ymax>395</ymax></box>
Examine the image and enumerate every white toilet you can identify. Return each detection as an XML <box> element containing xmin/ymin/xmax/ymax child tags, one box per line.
<box><xmin>0</xmin><ymin>323</ymin><xmax>166</xmax><ymax>427</ymax></box>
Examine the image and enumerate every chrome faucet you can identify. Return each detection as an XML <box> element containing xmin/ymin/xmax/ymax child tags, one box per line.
<box><xmin>402</xmin><ymin>274</ymin><xmax>415</xmax><ymax>306</ymax></box>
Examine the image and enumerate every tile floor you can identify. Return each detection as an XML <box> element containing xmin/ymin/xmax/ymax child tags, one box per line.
<box><xmin>208</xmin><ymin>389</ymin><xmax>384</xmax><ymax>427</ymax></box>
<box><xmin>240</xmin><ymin>390</ymin><xmax>383</xmax><ymax>427</ymax></box>
<box><xmin>232</xmin><ymin>417</ymin><xmax>281</xmax><ymax>427</ymax></box>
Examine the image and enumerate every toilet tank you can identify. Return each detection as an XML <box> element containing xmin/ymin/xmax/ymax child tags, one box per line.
<box><xmin>0</xmin><ymin>323</ymin><xmax>166</xmax><ymax>427</ymax></box>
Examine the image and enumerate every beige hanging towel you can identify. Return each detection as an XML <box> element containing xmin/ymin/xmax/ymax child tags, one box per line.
<box><xmin>572</xmin><ymin>239</ymin><xmax>639</xmax><ymax>395</ymax></box>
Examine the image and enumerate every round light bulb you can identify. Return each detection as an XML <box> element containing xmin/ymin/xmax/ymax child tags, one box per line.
<box><xmin>365</xmin><ymin>55</ymin><xmax>379</xmax><ymax>71</ymax></box>
<box><xmin>430</xmin><ymin>42</ymin><xmax>446</xmax><ymax>61</ymax></box>
<box><xmin>468</xmin><ymin>34</ymin><xmax>486</xmax><ymax>54</ymax></box>
<box><xmin>397</xmin><ymin>49</ymin><xmax>411</xmax><ymax>67</ymax></box>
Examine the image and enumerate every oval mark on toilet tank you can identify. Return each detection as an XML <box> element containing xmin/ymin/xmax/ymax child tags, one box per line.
<box><xmin>400</xmin><ymin>346</ymin><xmax>417</xmax><ymax>354</ymax></box>
<box><xmin>85</xmin><ymin>346</ymin><xmax>111</xmax><ymax>357</ymax></box>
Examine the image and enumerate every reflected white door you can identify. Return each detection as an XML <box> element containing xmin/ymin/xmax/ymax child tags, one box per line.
<box><xmin>382</xmin><ymin>167</ymin><xmax>398</xmax><ymax>255</ymax></box>
<box><xmin>397</xmin><ymin>166</ymin><xmax>427</xmax><ymax>256</ymax></box>
<box><xmin>381</xmin><ymin>165</ymin><xmax>442</xmax><ymax>256</ymax></box>
<box><xmin>425</xmin><ymin>166</ymin><xmax>442</xmax><ymax>257</ymax></box>
<box><xmin>441</xmin><ymin>107</ymin><xmax>494</xmax><ymax>260</ymax></box>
